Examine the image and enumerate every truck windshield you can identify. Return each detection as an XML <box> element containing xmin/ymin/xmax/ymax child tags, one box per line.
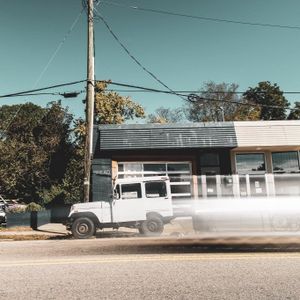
<box><xmin>145</xmin><ymin>181</ymin><xmax>167</xmax><ymax>198</ymax></box>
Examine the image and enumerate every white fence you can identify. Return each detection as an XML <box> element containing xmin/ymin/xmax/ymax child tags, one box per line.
<box><xmin>191</xmin><ymin>174</ymin><xmax>300</xmax><ymax>198</ymax></box>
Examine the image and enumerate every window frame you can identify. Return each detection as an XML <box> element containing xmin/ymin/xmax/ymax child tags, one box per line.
<box><xmin>119</xmin><ymin>183</ymin><xmax>142</xmax><ymax>200</ymax></box>
<box><xmin>235</xmin><ymin>152</ymin><xmax>267</xmax><ymax>175</ymax></box>
<box><xmin>118</xmin><ymin>161</ymin><xmax>192</xmax><ymax>199</ymax></box>
<box><xmin>271</xmin><ymin>151</ymin><xmax>300</xmax><ymax>174</ymax></box>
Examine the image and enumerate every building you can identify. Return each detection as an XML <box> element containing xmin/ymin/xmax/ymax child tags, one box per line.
<box><xmin>91</xmin><ymin>120</ymin><xmax>300</xmax><ymax>214</ymax></box>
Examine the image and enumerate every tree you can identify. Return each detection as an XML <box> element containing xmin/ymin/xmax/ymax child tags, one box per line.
<box><xmin>94</xmin><ymin>82</ymin><xmax>145</xmax><ymax>124</ymax></box>
<box><xmin>243</xmin><ymin>81</ymin><xmax>290</xmax><ymax>120</ymax></box>
<box><xmin>185</xmin><ymin>81</ymin><xmax>259</xmax><ymax>122</ymax></box>
<box><xmin>147</xmin><ymin>107</ymin><xmax>184</xmax><ymax>124</ymax></box>
<box><xmin>0</xmin><ymin>102</ymin><xmax>74</xmax><ymax>205</ymax></box>
<box><xmin>287</xmin><ymin>102</ymin><xmax>300</xmax><ymax>120</ymax></box>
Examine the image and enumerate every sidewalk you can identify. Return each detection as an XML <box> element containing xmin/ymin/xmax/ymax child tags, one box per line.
<box><xmin>0</xmin><ymin>217</ymin><xmax>194</xmax><ymax>241</ymax></box>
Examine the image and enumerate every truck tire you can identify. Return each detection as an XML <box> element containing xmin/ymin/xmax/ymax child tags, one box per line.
<box><xmin>71</xmin><ymin>217</ymin><xmax>95</xmax><ymax>239</ymax></box>
<box><xmin>139</xmin><ymin>216</ymin><xmax>164</xmax><ymax>236</ymax></box>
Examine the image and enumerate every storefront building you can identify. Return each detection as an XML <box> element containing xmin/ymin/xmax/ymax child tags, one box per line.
<box><xmin>92</xmin><ymin>120</ymin><xmax>300</xmax><ymax>214</ymax></box>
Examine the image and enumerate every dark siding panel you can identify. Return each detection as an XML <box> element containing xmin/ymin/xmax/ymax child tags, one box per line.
<box><xmin>92</xmin><ymin>158</ymin><xmax>112</xmax><ymax>202</ymax></box>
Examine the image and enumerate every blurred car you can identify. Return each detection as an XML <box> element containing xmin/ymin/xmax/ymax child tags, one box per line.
<box><xmin>192</xmin><ymin>196</ymin><xmax>300</xmax><ymax>236</ymax></box>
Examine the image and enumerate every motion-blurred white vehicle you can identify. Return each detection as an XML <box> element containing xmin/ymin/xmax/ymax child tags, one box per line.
<box><xmin>193</xmin><ymin>197</ymin><xmax>300</xmax><ymax>236</ymax></box>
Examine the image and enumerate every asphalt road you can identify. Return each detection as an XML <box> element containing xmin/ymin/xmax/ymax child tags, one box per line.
<box><xmin>1</xmin><ymin>238</ymin><xmax>300</xmax><ymax>300</ymax></box>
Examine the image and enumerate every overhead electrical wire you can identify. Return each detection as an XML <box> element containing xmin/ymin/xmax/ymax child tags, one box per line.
<box><xmin>99</xmin><ymin>80</ymin><xmax>298</xmax><ymax>112</ymax></box>
<box><xmin>106</xmin><ymin>89</ymin><xmax>300</xmax><ymax>95</ymax></box>
<box><xmin>93</xmin><ymin>7</ymin><xmax>186</xmax><ymax>102</ymax></box>
<box><xmin>0</xmin><ymin>80</ymin><xmax>86</xmax><ymax>99</ymax></box>
<box><xmin>98</xmin><ymin>1</ymin><xmax>300</xmax><ymax>31</ymax></box>
<box><xmin>0</xmin><ymin>91</ymin><xmax>85</xmax><ymax>98</ymax></box>
<box><xmin>0</xmin><ymin>79</ymin><xmax>85</xmax><ymax>136</ymax></box>
<box><xmin>1</xmin><ymin>78</ymin><xmax>298</xmax><ymax>112</ymax></box>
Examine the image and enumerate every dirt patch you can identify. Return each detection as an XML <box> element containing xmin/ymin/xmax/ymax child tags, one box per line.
<box><xmin>0</xmin><ymin>226</ymin><xmax>32</xmax><ymax>232</ymax></box>
<box><xmin>0</xmin><ymin>234</ymin><xmax>52</xmax><ymax>241</ymax></box>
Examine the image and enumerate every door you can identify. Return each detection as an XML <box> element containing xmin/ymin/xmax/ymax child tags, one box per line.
<box><xmin>113</xmin><ymin>183</ymin><xmax>146</xmax><ymax>223</ymax></box>
<box><xmin>144</xmin><ymin>180</ymin><xmax>173</xmax><ymax>217</ymax></box>
<box><xmin>201</xmin><ymin>167</ymin><xmax>221</xmax><ymax>197</ymax></box>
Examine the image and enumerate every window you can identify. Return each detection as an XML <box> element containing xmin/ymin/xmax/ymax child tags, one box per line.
<box><xmin>120</xmin><ymin>183</ymin><xmax>142</xmax><ymax>199</ymax></box>
<box><xmin>145</xmin><ymin>181</ymin><xmax>167</xmax><ymax>198</ymax></box>
<box><xmin>118</xmin><ymin>162</ymin><xmax>192</xmax><ymax>199</ymax></box>
<box><xmin>200</xmin><ymin>153</ymin><xmax>219</xmax><ymax>167</ymax></box>
<box><xmin>272</xmin><ymin>151</ymin><xmax>300</xmax><ymax>173</ymax></box>
<box><xmin>144</xmin><ymin>164</ymin><xmax>166</xmax><ymax>173</ymax></box>
<box><xmin>236</xmin><ymin>153</ymin><xmax>266</xmax><ymax>174</ymax></box>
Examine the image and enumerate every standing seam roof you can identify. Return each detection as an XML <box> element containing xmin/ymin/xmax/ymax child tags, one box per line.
<box><xmin>98</xmin><ymin>123</ymin><xmax>237</xmax><ymax>150</ymax></box>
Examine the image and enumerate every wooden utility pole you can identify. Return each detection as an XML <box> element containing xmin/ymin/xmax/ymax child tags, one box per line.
<box><xmin>83</xmin><ymin>0</ymin><xmax>95</xmax><ymax>202</ymax></box>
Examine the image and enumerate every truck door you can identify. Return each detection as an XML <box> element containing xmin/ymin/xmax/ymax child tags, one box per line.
<box><xmin>113</xmin><ymin>183</ymin><xmax>146</xmax><ymax>223</ymax></box>
<box><xmin>144</xmin><ymin>180</ymin><xmax>173</xmax><ymax>217</ymax></box>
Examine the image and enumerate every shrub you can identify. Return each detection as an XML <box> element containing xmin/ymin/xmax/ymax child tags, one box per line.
<box><xmin>25</xmin><ymin>202</ymin><xmax>44</xmax><ymax>212</ymax></box>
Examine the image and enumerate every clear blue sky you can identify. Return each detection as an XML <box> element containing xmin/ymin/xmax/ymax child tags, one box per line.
<box><xmin>1</xmin><ymin>0</ymin><xmax>300</xmax><ymax>120</ymax></box>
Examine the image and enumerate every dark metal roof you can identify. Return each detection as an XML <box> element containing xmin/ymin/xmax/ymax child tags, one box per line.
<box><xmin>98</xmin><ymin>122</ymin><xmax>237</xmax><ymax>150</ymax></box>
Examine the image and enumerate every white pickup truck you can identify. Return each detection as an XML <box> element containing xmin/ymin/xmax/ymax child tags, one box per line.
<box><xmin>67</xmin><ymin>176</ymin><xmax>174</xmax><ymax>239</ymax></box>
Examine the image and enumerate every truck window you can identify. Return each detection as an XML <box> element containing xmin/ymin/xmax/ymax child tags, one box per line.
<box><xmin>120</xmin><ymin>183</ymin><xmax>142</xmax><ymax>199</ymax></box>
<box><xmin>145</xmin><ymin>181</ymin><xmax>167</xmax><ymax>198</ymax></box>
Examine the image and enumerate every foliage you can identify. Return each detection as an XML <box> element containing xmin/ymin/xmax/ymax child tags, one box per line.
<box><xmin>243</xmin><ymin>81</ymin><xmax>290</xmax><ymax>120</ymax></box>
<box><xmin>6</xmin><ymin>205</ymin><xmax>26</xmax><ymax>214</ymax></box>
<box><xmin>94</xmin><ymin>82</ymin><xmax>145</xmax><ymax>124</ymax></box>
<box><xmin>185</xmin><ymin>81</ymin><xmax>260</xmax><ymax>122</ymax></box>
<box><xmin>147</xmin><ymin>107</ymin><xmax>184</xmax><ymax>123</ymax></box>
<box><xmin>287</xmin><ymin>102</ymin><xmax>300</xmax><ymax>120</ymax></box>
<box><xmin>0</xmin><ymin>102</ymin><xmax>74</xmax><ymax>205</ymax></box>
<box><xmin>25</xmin><ymin>202</ymin><xmax>44</xmax><ymax>212</ymax></box>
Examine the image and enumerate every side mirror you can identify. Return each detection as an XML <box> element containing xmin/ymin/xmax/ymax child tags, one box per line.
<box><xmin>113</xmin><ymin>190</ymin><xmax>120</xmax><ymax>200</ymax></box>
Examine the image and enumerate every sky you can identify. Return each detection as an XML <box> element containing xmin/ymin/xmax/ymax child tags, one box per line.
<box><xmin>1</xmin><ymin>0</ymin><xmax>300</xmax><ymax>121</ymax></box>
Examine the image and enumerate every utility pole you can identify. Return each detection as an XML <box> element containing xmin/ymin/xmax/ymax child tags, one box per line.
<box><xmin>83</xmin><ymin>0</ymin><xmax>95</xmax><ymax>202</ymax></box>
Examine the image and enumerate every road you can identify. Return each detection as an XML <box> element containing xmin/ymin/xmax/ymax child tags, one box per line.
<box><xmin>1</xmin><ymin>238</ymin><xmax>300</xmax><ymax>300</ymax></box>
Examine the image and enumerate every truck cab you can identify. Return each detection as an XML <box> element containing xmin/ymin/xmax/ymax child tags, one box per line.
<box><xmin>67</xmin><ymin>176</ymin><xmax>173</xmax><ymax>238</ymax></box>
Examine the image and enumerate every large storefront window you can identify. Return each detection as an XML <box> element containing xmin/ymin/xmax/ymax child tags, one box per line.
<box><xmin>236</xmin><ymin>153</ymin><xmax>266</xmax><ymax>174</ymax></box>
<box><xmin>118</xmin><ymin>162</ymin><xmax>192</xmax><ymax>199</ymax></box>
<box><xmin>272</xmin><ymin>151</ymin><xmax>300</xmax><ymax>173</ymax></box>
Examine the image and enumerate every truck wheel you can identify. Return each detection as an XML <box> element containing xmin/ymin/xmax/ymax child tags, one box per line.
<box><xmin>71</xmin><ymin>217</ymin><xmax>95</xmax><ymax>239</ymax></box>
<box><xmin>139</xmin><ymin>217</ymin><xmax>164</xmax><ymax>236</ymax></box>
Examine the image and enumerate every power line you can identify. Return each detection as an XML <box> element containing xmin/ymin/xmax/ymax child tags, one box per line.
<box><xmin>100</xmin><ymin>80</ymin><xmax>299</xmax><ymax>111</ymax></box>
<box><xmin>106</xmin><ymin>88</ymin><xmax>300</xmax><ymax>95</ymax></box>
<box><xmin>33</xmin><ymin>9</ymin><xmax>85</xmax><ymax>88</ymax></box>
<box><xmin>2</xmin><ymin>90</ymin><xmax>85</xmax><ymax>98</ymax></box>
<box><xmin>93</xmin><ymin>7</ymin><xmax>186</xmax><ymax>102</ymax></box>
<box><xmin>0</xmin><ymin>80</ymin><xmax>86</xmax><ymax>99</ymax></box>
<box><xmin>99</xmin><ymin>1</ymin><xmax>300</xmax><ymax>31</ymax></box>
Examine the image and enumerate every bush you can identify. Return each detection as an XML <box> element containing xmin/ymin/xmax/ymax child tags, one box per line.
<box><xmin>25</xmin><ymin>202</ymin><xmax>44</xmax><ymax>212</ymax></box>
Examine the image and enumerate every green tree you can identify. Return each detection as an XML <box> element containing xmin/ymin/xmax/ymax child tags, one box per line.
<box><xmin>94</xmin><ymin>82</ymin><xmax>145</xmax><ymax>124</ymax></box>
<box><xmin>243</xmin><ymin>81</ymin><xmax>290</xmax><ymax>120</ymax></box>
<box><xmin>287</xmin><ymin>102</ymin><xmax>300</xmax><ymax>120</ymax></box>
<box><xmin>185</xmin><ymin>81</ymin><xmax>259</xmax><ymax>122</ymax></box>
<box><xmin>0</xmin><ymin>102</ymin><xmax>74</xmax><ymax>205</ymax></box>
<box><xmin>147</xmin><ymin>107</ymin><xmax>184</xmax><ymax>124</ymax></box>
